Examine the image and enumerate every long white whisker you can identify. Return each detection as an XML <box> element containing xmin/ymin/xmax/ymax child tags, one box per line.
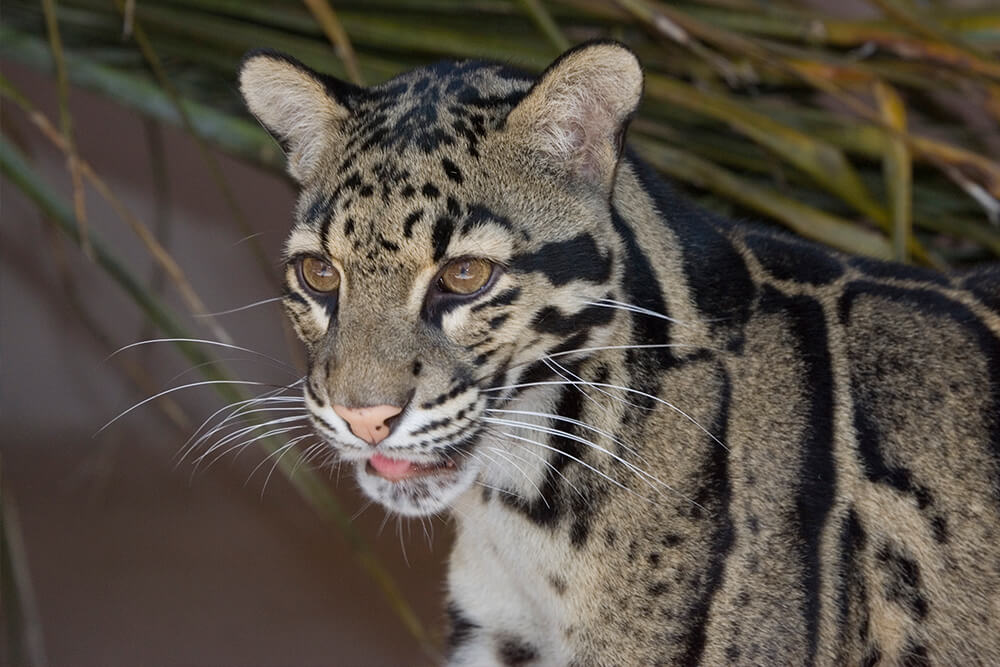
<box><xmin>97</xmin><ymin>380</ymin><xmax>276</xmax><ymax>435</ymax></box>
<box><xmin>587</xmin><ymin>298</ymin><xmax>693</xmax><ymax>327</ymax></box>
<box><xmin>484</xmin><ymin>436</ymin><xmax>585</xmax><ymax>501</ymax></box>
<box><xmin>178</xmin><ymin>386</ymin><xmax>304</xmax><ymax>461</ymax></box>
<box><xmin>198</xmin><ymin>297</ymin><xmax>284</xmax><ymax>317</ymax></box>
<box><xmin>480</xmin><ymin>446</ymin><xmax>549</xmax><ymax>508</ymax></box>
<box><xmin>249</xmin><ymin>432</ymin><xmax>314</xmax><ymax>482</ymax></box>
<box><xmin>486</xmin><ymin>408</ymin><xmax>643</xmax><ymax>460</ymax></box>
<box><xmin>259</xmin><ymin>434</ymin><xmax>316</xmax><ymax>496</ymax></box>
<box><xmin>106</xmin><ymin>337</ymin><xmax>294</xmax><ymax>371</ymax></box>
<box><xmin>195</xmin><ymin>415</ymin><xmax>310</xmax><ymax>463</ymax></box>
<box><xmin>484</xmin><ymin>417</ymin><xmax>704</xmax><ymax>510</ymax></box>
<box><xmin>483</xmin><ymin>380</ymin><xmax>728</xmax><ymax>452</ymax></box>
<box><xmin>197</xmin><ymin>424</ymin><xmax>310</xmax><ymax>472</ymax></box>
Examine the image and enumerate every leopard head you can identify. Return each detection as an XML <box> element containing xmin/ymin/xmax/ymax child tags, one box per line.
<box><xmin>239</xmin><ymin>42</ymin><xmax>643</xmax><ymax>515</ymax></box>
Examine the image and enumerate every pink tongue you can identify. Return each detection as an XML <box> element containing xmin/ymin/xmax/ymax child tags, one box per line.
<box><xmin>369</xmin><ymin>453</ymin><xmax>413</xmax><ymax>481</ymax></box>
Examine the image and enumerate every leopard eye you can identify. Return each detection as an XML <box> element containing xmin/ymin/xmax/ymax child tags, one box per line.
<box><xmin>438</xmin><ymin>258</ymin><xmax>493</xmax><ymax>295</ymax></box>
<box><xmin>299</xmin><ymin>256</ymin><xmax>340</xmax><ymax>293</ymax></box>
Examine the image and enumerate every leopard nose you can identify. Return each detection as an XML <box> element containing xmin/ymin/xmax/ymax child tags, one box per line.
<box><xmin>332</xmin><ymin>404</ymin><xmax>403</xmax><ymax>445</ymax></box>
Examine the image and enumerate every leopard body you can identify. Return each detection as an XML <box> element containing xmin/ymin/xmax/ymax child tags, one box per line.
<box><xmin>239</xmin><ymin>42</ymin><xmax>1000</xmax><ymax>665</ymax></box>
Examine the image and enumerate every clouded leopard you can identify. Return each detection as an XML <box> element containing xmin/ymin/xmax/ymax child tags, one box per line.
<box><xmin>238</xmin><ymin>41</ymin><xmax>1000</xmax><ymax>665</ymax></box>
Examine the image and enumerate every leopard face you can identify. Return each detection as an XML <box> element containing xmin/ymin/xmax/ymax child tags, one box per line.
<box><xmin>240</xmin><ymin>47</ymin><xmax>641</xmax><ymax>515</ymax></box>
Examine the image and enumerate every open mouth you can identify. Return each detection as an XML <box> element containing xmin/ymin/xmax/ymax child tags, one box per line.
<box><xmin>365</xmin><ymin>452</ymin><xmax>458</xmax><ymax>482</ymax></box>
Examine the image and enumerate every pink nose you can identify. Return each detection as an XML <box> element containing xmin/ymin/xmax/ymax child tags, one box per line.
<box><xmin>332</xmin><ymin>404</ymin><xmax>403</xmax><ymax>445</ymax></box>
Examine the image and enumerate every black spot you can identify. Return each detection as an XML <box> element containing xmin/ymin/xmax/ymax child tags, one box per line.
<box><xmin>446</xmin><ymin>603</ymin><xmax>479</xmax><ymax>653</ymax></box>
<box><xmin>930</xmin><ymin>516</ymin><xmax>948</xmax><ymax>544</ymax></box>
<box><xmin>488</xmin><ymin>313</ymin><xmax>510</xmax><ymax>329</ymax></box>
<box><xmin>744</xmin><ymin>231</ymin><xmax>844</xmax><ymax>285</ymax></box>
<box><xmin>432</xmin><ymin>216</ymin><xmax>455</xmax><ymax>262</ymax></box>
<box><xmin>511</xmin><ymin>234</ymin><xmax>612</xmax><ymax>286</ymax></box>
<box><xmin>343</xmin><ymin>217</ymin><xmax>356</xmax><ymax>237</ymax></box>
<box><xmin>901</xmin><ymin>643</ymin><xmax>930</xmax><ymax>667</ymax></box>
<box><xmin>379</xmin><ymin>237</ymin><xmax>400</xmax><ymax>252</ymax></box>
<box><xmin>648</xmin><ymin>581</ymin><xmax>670</xmax><ymax>596</ymax></box>
<box><xmin>759</xmin><ymin>286</ymin><xmax>836</xmax><ymax>666</ymax></box>
<box><xmin>422</xmin><ymin>182</ymin><xmax>440</xmax><ymax>199</ymax></box>
<box><xmin>548</xmin><ymin>574</ymin><xmax>567</xmax><ymax>595</ymax></box>
<box><xmin>648</xmin><ymin>552</ymin><xmax>661</xmax><ymax>567</ymax></box>
<box><xmin>412</xmin><ymin>360</ymin><xmax>422</xmax><ymax>376</ymax></box>
<box><xmin>403</xmin><ymin>209</ymin><xmax>424</xmax><ymax>238</ymax></box>
<box><xmin>359</xmin><ymin>184</ymin><xmax>374</xmax><ymax>197</ymax></box>
<box><xmin>496</xmin><ymin>636</ymin><xmax>538</xmax><ymax>666</ymax></box>
<box><xmin>662</xmin><ymin>533</ymin><xmax>683</xmax><ymax>547</ymax></box>
<box><xmin>442</xmin><ymin>157</ymin><xmax>464</xmax><ymax>183</ymax></box>
<box><xmin>876</xmin><ymin>543</ymin><xmax>929</xmax><ymax>620</ymax></box>
<box><xmin>401</xmin><ymin>184</ymin><xmax>416</xmax><ymax>199</ymax></box>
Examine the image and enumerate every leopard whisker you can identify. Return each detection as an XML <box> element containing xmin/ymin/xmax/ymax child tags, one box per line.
<box><xmin>197</xmin><ymin>296</ymin><xmax>284</xmax><ymax>317</ymax></box>
<box><xmin>259</xmin><ymin>433</ymin><xmax>316</xmax><ymax>497</ymax></box>
<box><xmin>586</xmin><ymin>297</ymin><xmax>694</xmax><ymax>328</ymax></box>
<box><xmin>106</xmin><ymin>337</ymin><xmax>296</xmax><ymax>371</ymax></box>
<box><xmin>479</xmin><ymin>444</ymin><xmax>550</xmax><ymax>509</ymax></box>
<box><xmin>247</xmin><ymin>431</ymin><xmax>314</xmax><ymax>483</ymax></box>
<box><xmin>483</xmin><ymin>379</ymin><xmax>729</xmax><ymax>452</ymax></box>
<box><xmin>196</xmin><ymin>424</ymin><xmax>311</xmax><ymax>474</ymax></box>
<box><xmin>97</xmin><ymin>379</ymin><xmax>280</xmax><ymax>436</ymax></box>
<box><xmin>194</xmin><ymin>416</ymin><xmax>309</xmax><ymax>467</ymax></box>
<box><xmin>484</xmin><ymin>416</ymin><xmax>705</xmax><ymax>510</ymax></box>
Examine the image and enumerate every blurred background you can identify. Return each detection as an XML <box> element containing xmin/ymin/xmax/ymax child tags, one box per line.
<box><xmin>2</xmin><ymin>1</ymin><xmax>999</xmax><ymax>665</ymax></box>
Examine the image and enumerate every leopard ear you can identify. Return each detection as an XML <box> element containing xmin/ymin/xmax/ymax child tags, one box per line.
<box><xmin>506</xmin><ymin>41</ymin><xmax>643</xmax><ymax>189</ymax></box>
<box><xmin>239</xmin><ymin>50</ymin><xmax>357</xmax><ymax>183</ymax></box>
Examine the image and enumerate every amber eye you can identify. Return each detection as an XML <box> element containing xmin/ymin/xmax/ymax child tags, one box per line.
<box><xmin>299</xmin><ymin>256</ymin><xmax>340</xmax><ymax>293</ymax></box>
<box><xmin>438</xmin><ymin>258</ymin><xmax>493</xmax><ymax>295</ymax></box>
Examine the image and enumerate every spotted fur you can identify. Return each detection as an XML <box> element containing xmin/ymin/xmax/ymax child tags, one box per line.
<box><xmin>240</xmin><ymin>42</ymin><xmax>1000</xmax><ymax>665</ymax></box>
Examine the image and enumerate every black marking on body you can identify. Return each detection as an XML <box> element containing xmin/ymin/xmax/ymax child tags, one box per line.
<box><xmin>840</xmin><ymin>281</ymin><xmax>1000</xmax><ymax>503</ymax></box>
<box><xmin>447</xmin><ymin>603</ymin><xmax>479</xmax><ymax>653</ymax></box>
<box><xmin>496</xmin><ymin>635</ymin><xmax>538</xmax><ymax>666</ymax></box>
<box><xmin>678</xmin><ymin>363</ymin><xmax>734</xmax><ymax>665</ymax></box>
<box><xmin>442</xmin><ymin>157</ymin><xmax>464</xmax><ymax>183</ymax></box>
<box><xmin>548</xmin><ymin>574</ymin><xmax>567</xmax><ymax>595</ymax></box>
<box><xmin>609</xmin><ymin>207</ymin><xmax>675</xmax><ymax>370</ymax></box>
<box><xmin>422</xmin><ymin>182</ymin><xmax>441</xmax><ymax>199</ymax></box>
<box><xmin>836</xmin><ymin>508</ymin><xmax>871</xmax><ymax>662</ymax></box>
<box><xmin>501</xmin><ymin>386</ymin><xmax>583</xmax><ymax>528</ymax></box>
<box><xmin>629</xmin><ymin>153</ymin><xmax>755</xmax><ymax>345</ymax></box>
<box><xmin>511</xmin><ymin>234</ymin><xmax>612</xmax><ymax>286</ymax></box>
<box><xmin>760</xmin><ymin>285</ymin><xmax>836</xmax><ymax>665</ymax></box>
<box><xmin>876</xmin><ymin>543</ymin><xmax>929</xmax><ymax>620</ymax></box>
<box><xmin>744</xmin><ymin>232</ymin><xmax>845</xmax><ymax>286</ymax></box>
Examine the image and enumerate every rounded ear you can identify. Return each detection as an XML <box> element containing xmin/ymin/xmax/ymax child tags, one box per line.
<box><xmin>505</xmin><ymin>41</ymin><xmax>643</xmax><ymax>190</ymax></box>
<box><xmin>239</xmin><ymin>50</ymin><xmax>358</xmax><ymax>183</ymax></box>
